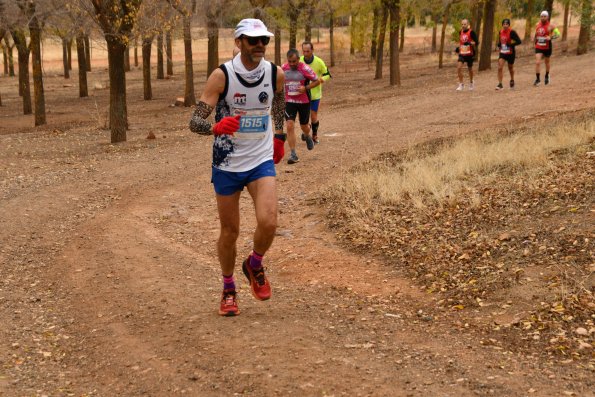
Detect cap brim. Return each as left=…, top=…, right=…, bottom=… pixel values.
left=239, top=30, right=274, bottom=38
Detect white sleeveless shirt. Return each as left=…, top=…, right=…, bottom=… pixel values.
left=212, top=59, right=277, bottom=172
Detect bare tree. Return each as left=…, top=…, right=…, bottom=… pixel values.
left=76, top=31, right=88, bottom=97
left=478, top=0, right=495, bottom=71
left=90, top=0, right=142, bottom=143
left=287, top=0, right=305, bottom=49
left=167, top=0, right=197, bottom=106
left=166, top=30, right=173, bottom=75
left=375, top=3, right=388, bottom=79
left=157, top=31, right=164, bottom=79
left=577, top=0, right=592, bottom=55
left=22, top=0, right=46, bottom=125
left=205, top=1, right=223, bottom=78
left=371, top=3, right=381, bottom=59
left=388, top=0, right=400, bottom=86
left=524, top=0, right=535, bottom=41
left=438, top=0, right=454, bottom=69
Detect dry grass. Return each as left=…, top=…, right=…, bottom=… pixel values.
left=323, top=112, right=594, bottom=362
left=339, top=117, right=594, bottom=207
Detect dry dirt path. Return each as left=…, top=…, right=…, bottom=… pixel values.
left=1, top=51, right=594, bottom=396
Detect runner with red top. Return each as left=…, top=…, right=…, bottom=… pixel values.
left=495, top=18, right=522, bottom=90
left=282, top=48, right=320, bottom=164
left=455, top=19, right=479, bottom=91
left=533, top=10, right=560, bottom=86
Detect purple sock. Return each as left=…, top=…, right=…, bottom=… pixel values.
left=223, top=274, right=235, bottom=291
left=249, top=251, right=263, bottom=270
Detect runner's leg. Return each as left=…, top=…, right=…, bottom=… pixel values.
left=246, top=176, right=277, bottom=256
left=216, top=191, right=241, bottom=276
left=497, top=58, right=505, bottom=84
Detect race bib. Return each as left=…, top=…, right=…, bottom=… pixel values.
left=537, top=37, right=547, bottom=44
left=232, top=107, right=269, bottom=140
left=500, top=44, right=511, bottom=54
left=287, top=81, right=301, bottom=96
left=460, top=45, right=472, bottom=56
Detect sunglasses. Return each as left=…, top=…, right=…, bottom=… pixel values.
left=243, top=36, right=270, bottom=46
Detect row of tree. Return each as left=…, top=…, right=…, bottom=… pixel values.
left=0, top=0, right=592, bottom=143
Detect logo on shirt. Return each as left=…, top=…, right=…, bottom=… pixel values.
left=233, top=93, right=246, bottom=105
left=258, top=92, right=269, bottom=104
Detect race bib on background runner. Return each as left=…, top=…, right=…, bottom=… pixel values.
left=287, top=81, right=301, bottom=96
left=460, top=45, right=471, bottom=56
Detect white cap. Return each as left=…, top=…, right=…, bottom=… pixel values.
left=540, top=10, right=549, bottom=17
left=234, top=19, right=274, bottom=39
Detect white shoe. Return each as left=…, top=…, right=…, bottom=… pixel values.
left=468, top=82, right=475, bottom=91
left=456, top=83, right=464, bottom=91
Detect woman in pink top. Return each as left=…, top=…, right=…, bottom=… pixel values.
left=281, top=49, right=320, bottom=164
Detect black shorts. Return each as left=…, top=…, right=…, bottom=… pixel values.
left=535, top=48, right=552, bottom=58
left=458, top=55, right=474, bottom=67
left=499, top=53, right=516, bottom=64
left=285, top=102, right=310, bottom=125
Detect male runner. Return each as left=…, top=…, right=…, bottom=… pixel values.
left=189, top=18, right=286, bottom=316
left=282, top=48, right=320, bottom=165
left=534, top=11, right=560, bottom=86
left=455, top=19, right=479, bottom=91
left=496, top=19, right=522, bottom=90
left=300, top=41, right=331, bottom=144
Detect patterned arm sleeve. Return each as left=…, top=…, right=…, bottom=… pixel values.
left=189, top=101, right=214, bottom=135
left=271, top=91, right=285, bottom=132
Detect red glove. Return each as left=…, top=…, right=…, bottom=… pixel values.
left=273, top=134, right=286, bottom=164
left=213, top=115, right=240, bottom=136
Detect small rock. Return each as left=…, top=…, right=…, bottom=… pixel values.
left=146, top=132, right=156, bottom=139
left=575, top=327, right=588, bottom=336
left=577, top=341, right=592, bottom=350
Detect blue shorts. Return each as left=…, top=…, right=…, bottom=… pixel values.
left=211, top=160, right=276, bottom=196
left=310, top=99, right=321, bottom=112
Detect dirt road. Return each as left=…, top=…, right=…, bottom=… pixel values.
left=1, top=48, right=594, bottom=396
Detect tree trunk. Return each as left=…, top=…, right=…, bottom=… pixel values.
left=329, top=10, right=335, bottom=67
left=134, top=38, right=139, bottom=67
left=544, top=0, right=554, bottom=17
left=289, top=7, right=299, bottom=49
left=431, top=13, right=439, bottom=53
left=12, top=30, right=32, bottom=114
left=472, top=0, right=484, bottom=38
left=207, top=18, right=219, bottom=78
left=76, top=34, right=88, bottom=98
left=375, top=6, right=388, bottom=79
left=371, top=6, right=380, bottom=59
left=524, top=0, right=535, bottom=41
left=157, top=32, right=164, bottom=79
left=84, top=35, right=91, bottom=72
left=166, top=31, right=173, bottom=75
left=183, top=16, right=196, bottom=106
left=478, top=0, right=496, bottom=71
left=67, top=39, right=72, bottom=70
left=29, top=16, right=46, bottom=126
left=438, top=3, right=451, bottom=69
left=3, top=42, right=8, bottom=75
left=562, top=0, right=570, bottom=42
left=62, top=38, right=70, bottom=78
left=142, top=36, right=153, bottom=100
left=106, top=38, right=128, bottom=143
left=577, top=0, right=592, bottom=55
left=124, top=46, right=131, bottom=72
left=274, top=27, right=281, bottom=66
left=399, top=22, right=405, bottom=52
left=305, top=2, right=314, bottom=41
left=389, top=0, right=401, bottom=86
left=350, top=13, right=356, bottom=55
